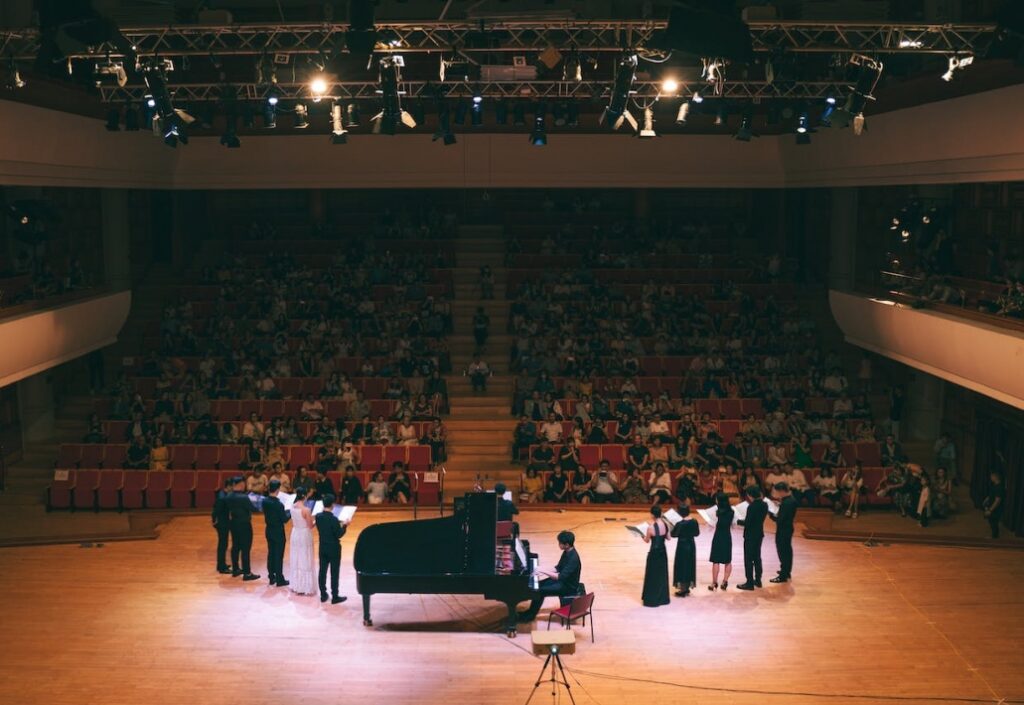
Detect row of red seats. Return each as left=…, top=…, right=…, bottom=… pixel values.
left=506, top=271, right=795, bottom=295
left=103, top=398, right=424, bottom=421
left=523, top=441, right=884, bottom=468
left=48, top=468, right=441, bottom=511
left=96, top=419, right=438, bottom=441
left=519, top=466, right=893, bottom=506
left=529, top=418, right=871, bottom=442
left=506, top=255, right=747, bottom=271
left=173, top=281, right=452, bottom=303
left=57, top=443, right=432, bottom=471
left=556, top=397, right=851, bottom=420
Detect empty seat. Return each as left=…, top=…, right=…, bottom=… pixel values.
left=408, top=445, right=431, bottom=471
left=857, top=442, right=882, bottom=466
left=121, top=471, right=148, bottom=509
left=218, top=445, right=244, bottom=470
left=169, top=471, right=196, bottom=508
left=261, top=400, right=284, bottom=419
left=57, top=444, right=82, bottom=469
left=97, top=471, right=124, bottom=510
left=48, top=470, right=75, bottom=510
left=194, top=445, right=221, bottom=468
left=79, top=445, right=106, bottom=468
left=104, top=444, right=128, bottom=468
left=145, top=471, right=173, bottom=509
left=286, top=445, right=315, bottom=469
left=384, top=445, right=407, bottom=468
left=73, top=469, right=101, bottom=510
left=170, top=445, right=196, bottom=469
left=359, top=445, right=384, bottom=472
left=601, top=445, right=626, bottom=469
left=194, top=470, right=221, bottom=508
left=578, top=445, right=600, bottom=468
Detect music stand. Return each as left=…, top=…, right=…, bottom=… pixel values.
left=524, top=630, right=576, bottom=705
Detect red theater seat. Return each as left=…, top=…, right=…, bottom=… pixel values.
left=170, top=445, right=197, bottom=469
left=408, top=445, right=431, bottom=472
left=169, top=471, right=196, bottom=508
left=48, top=470, right=75, bottom=510
left=219, top=445, right=244, bottom=470
left=195, top=445, right=221, bottom=469
left=73, top=469, right=100, bottom=510
left=145, top=472, right=173, bottom=509
left=360, top=445, right=384, bottom=472
left=97, top=471, right=124, bottom=510
left=121, top=471, right=148, bottom=509
left=57, top=444, right=82, bottom=468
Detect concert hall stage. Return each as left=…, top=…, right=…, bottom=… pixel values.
left=1, top=510, right=1021, bottom=705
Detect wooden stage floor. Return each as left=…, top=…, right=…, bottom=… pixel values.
left=1, top=509, right=1023, bottom=705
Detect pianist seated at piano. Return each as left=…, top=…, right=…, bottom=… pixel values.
left=517, top=530, right=582, bottom=622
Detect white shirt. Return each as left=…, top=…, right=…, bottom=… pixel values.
left=541, top=421, right=562, bottom=442
left=649, top=420, right=669, bottom=436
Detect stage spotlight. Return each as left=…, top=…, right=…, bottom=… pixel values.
left=795, top=113, right=812, bottom=145
left=676, top=101, right=690, bottom=125
left=941, top=54, right=974, bottom=81
left=820, top=95, right=837, bottom=126
left=471, top=100, right=483, bottom=127
left=530, top=105, right=547, bottom=146
left=310, top=74, right=329, bottom=101
left=433, top=102, right=456, bottom=146
left=220, top=115, right=241, bottom=148
left=105, top=108, right=120, bottom=131
left=661, top=77, right=679, bottom=94
left=472, top=87, right=482, bottom=106
left=330, top=101, right=348, bottom=144
left=734, top=107, right=755, bottom=141
left=638, top=107, right=657, bottom=138
left=5, top=56, right=26, bottom=90
left=294, top=103, right=309, bottom=129
left=263, top=103, right=277, bottom=128
left=830, top=54, right=883, bottom=131
left=512, top=103, right=526, bottom=127
left=346, top=103, right=361, bottom=127
left=601, top=52, right=638, bottom=132
left=143, top=63, right=192, bottom=148
left=692, top=90, right=704, bottom=104
left=372, top=55, right=416, bottom=135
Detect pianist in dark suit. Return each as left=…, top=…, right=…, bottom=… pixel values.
left=315, top=494, right=349, bottom=605
left=517, top=530, right=581, bottom=622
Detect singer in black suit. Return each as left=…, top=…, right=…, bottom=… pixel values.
left=769, top=482, right=798, bottom=583
left=212, top=479, right=233, bottom=574
left=736, top=486, right=768, bottom=590
left=263, top=480, right=291, bottom=587
left=315, top=494, right=348, bottom=604
left=517, top=530, right=582, bottom=622
left=227, top=476, right=261, bottom=581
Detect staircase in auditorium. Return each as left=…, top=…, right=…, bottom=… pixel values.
left=442, top=225, right=518, bottom=498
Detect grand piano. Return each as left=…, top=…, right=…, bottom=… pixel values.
left=354, top=492, right=536, bottom=637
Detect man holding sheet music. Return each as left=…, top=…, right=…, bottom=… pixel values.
left=517, top=530, right=581, bottom=622
left=263, top=480, right=292, bottom=588
left=736, top=486, right=769, bottom=590
left=315, top=494, right=352, bottom=604
left=227, top=476, right=261, bottom=581
left=769, top=482, right=798, bottom=583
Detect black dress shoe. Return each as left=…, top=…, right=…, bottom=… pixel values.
left=217, top=568, right=232, bottom=574
left=754, top=579, right=763, bottom=588
left=268, top=576, right=277, bottom=585
left=231, top=569, right=243, bottom=577
left=331, top=596, right=347, bottom=604
left=769, top=576, right=789, bottom=583
left=516, top=612, right=537, bottom=623
left=736, top=582, right=755, bottom=591
left=320, top=593, right=329, bottom=603
left=275, top=579, right=290, bottom=587
left=242, top=573, right=261, bottom=581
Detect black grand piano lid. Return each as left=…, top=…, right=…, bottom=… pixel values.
left=353, top=493, right=500, bottom=576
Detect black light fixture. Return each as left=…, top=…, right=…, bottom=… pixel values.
left=294, top=103, right=309, bottom=129
left=795, top=112, right=812, bottom=145
left=263, top=87, right=280, bottom=129
left=529, top=103, right=547, bottom=146
left=602, top=52, right=638, bottom=131
left=372, top=55, right=416, bottom=135
left=734, top=106, right=755, bottom=141
left=830, top=54, right=883, bottom=132
left=330, top=100, right=347, bottom=144
left=142, top=62, right=191, bottom=148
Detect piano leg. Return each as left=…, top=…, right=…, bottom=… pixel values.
left=503, top=601, right=518, bottom=638
left=361, top=594, right=373, bottom=627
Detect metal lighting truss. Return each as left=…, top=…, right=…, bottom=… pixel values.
left=0, top=20, right=997, bottom=59
left=96, top=79, right=850, bottom=103
left=0, top=20, right=995, bottom=104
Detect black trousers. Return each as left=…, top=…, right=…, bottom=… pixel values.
left=215, top=523, right=231, bottom=570
left=266, top=528, right=286, bottom=580
left=230, top=523, right=253, bottom=573
left=988, top=513, right=1002, bottom=539
left=521, top=578, right=571, bottom=619
left=776, top=529, right=793, bottom=578
left=743, top=534, right=763, bottom=583
left=319, top=551, right=340, bottom=597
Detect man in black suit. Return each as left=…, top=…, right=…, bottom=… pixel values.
left=227, top=476, right=260, bottom=581
left=212, top=478, right=233, bottom=574
left=769, top=482, right=798, bottom=583
left=736, top=486, right=768, bottom=590
left=517, top=530, right=582, bottom=622
left=494, top=483, right=520, bottom=521
left=263, top=479, right=291, bottom=587
left=314, top=494, right=349, bottom=604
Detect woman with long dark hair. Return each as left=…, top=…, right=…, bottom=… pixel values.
left=671, top=505, right=700, bottom=597
left=641, top=505, right=672, bottom=607
left=708, top=492, right=734, bottom=591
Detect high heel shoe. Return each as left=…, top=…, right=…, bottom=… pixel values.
left=721, top=581, right=729, bottom=591
left=708, top=583, right=718, bottom=591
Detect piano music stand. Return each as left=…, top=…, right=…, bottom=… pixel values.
left=524, top=630, right=576, bottom=705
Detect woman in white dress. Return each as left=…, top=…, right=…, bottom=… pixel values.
left=288, top=486, right=317, bottom=595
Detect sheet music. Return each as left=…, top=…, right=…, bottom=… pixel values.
left=338, top=505, right=357, bottom=523
left=247, top=492, right=265, bottom=511
left=502, top=490, right=513, bottom=502
left=626, top=521, right=650, bottom=538
left=766, top=499, right=780, bottom=516
left=278, top=492, right=297, bottom=511
left=696, top=508, right=717, bottom=526
left=733, top=501, right=750, bottom=523
left=663, top=508, right=683, bottom=526
left=514, top=538, right=528, bottom=568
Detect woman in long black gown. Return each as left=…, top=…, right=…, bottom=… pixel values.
left=641, top=505, right=672, bottom=607
left=708, top=492, right=734, bottom=591
left=671, top=505, right=700, bottom=596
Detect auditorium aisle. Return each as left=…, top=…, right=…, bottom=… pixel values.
left=442, top=225, right=518, bottom=498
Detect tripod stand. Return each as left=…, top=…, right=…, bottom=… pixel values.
left=524, top=631, right=576, bottom=705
